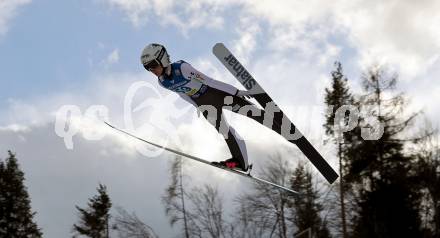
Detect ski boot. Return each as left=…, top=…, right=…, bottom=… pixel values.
left=211, top=157, right=251, bottom=172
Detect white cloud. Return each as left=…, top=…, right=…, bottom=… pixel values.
left=88, top=44, right=120, bottom=68
left=104, top=0, right=440, bottom=80
left=106, top=48, right=119, bottom=64
left=333, top=0, right=440, bottom=79
left=103, top=0, right=236, bottom=34
left=0, top=0, right=31, bottom=36
left=0, top=123, right=29, bottom=132
left=104, top=0, right=152, bottom=27
left=244, top=0, right=440, bottom=79
left=403, top=61, right=440, bottom=127
left=230, top=15, right=261, bottom=65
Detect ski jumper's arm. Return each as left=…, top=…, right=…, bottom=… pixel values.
left=180, top=62, right=239, bottom=96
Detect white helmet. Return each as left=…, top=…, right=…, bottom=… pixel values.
left=140, top=43, right=171, bottom=70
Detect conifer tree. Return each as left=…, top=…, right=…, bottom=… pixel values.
left=290, top=164, right=331, bottom=238
left=323, top=62, right=353, bottom=238
left=73, top=184, right=112, bottom=238
left=0, top=150, right=42, bottom=237
left=347, top=66, right=422, bottom=237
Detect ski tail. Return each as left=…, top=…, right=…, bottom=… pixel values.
left=294, top=137, right=338, bottom=184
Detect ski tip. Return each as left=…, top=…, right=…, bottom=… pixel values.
left=103, top=121, right=114, bottom=128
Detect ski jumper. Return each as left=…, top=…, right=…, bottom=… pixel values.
left=157, top=61, right=288, bottom=170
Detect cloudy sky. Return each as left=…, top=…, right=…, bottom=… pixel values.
left=1, top=0, right=440, bottom=237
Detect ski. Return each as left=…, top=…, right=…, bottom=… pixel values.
left=212, top=43, right=339, bottom=184
left=104, top=121, right=299, bottom=195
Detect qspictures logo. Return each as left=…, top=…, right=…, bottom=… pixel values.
left=54, top=82, right=384, bottom=157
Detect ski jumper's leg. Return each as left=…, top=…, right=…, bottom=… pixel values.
left=201, top=111, right=249, bottom=170
left=193, top=88, right=249, bottom=170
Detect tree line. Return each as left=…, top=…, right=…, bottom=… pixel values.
left=1, top=62, right=439, bottom=237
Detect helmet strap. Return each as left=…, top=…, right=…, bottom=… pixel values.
left=164, top=65, right=172, bottom=76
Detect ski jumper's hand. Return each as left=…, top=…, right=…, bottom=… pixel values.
left=235, top=90, right=257, bottom=99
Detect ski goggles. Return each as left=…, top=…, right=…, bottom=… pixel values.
left=143, top=59, right=161, bottom=71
